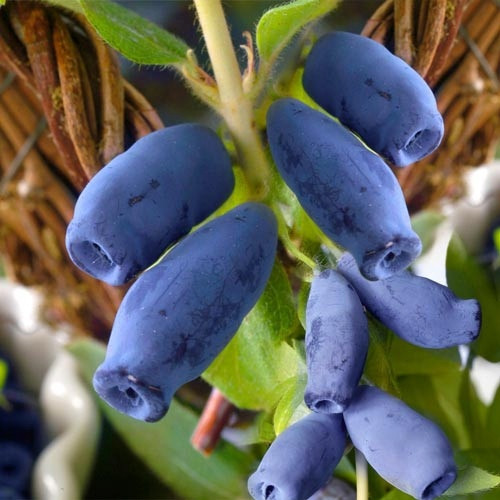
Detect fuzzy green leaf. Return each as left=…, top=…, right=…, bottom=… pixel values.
left=45, top=0, right=84, bottom=13
left=69, top=340, right=252, bottom=500
left=443, top=466, right=500, bottom=496
left=77, top=0, right=189, bottom=65
left=256, top=0, right=341, bottom=62
left=203, top=262, right=303, bottom=410
left=446, top=232, right=500, bottom=362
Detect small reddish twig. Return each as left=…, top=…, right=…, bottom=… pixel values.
left=191, top=388, right=235, bottom=456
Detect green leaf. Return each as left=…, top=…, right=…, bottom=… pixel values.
left=380, top=490, right=414, bottom=500
left=45, top=0, right=84, bottom=14
left=443, top=466, right=500, bottom=496
left=0, top=0, right=6, bottom=7
left=494, top=227, right=500, bottom=255
left=68, top=340, right=252, bottom=500
left=364, top=318, right=399, bottom=395
left=459, top=368, right=488, bottom=448
left=273, top=373, right=307, bottom=434
left=458, top=449, right=500, bottom=474
left=256, top=0, right=341, bottom=62
left=486, top=385, right=500, bottom=448
left=0, top=359, right=7, bottom=391
left=388, top=336, right=460, bottom=376
left=78, top=0, right=189, bottom=65
left=398, top=373, right=468, bottom=449
left=203, top=261, right=303, bottom=410
left=411, top=210, right=445, bottom=255
left=446, top=232, right=500, bottom=362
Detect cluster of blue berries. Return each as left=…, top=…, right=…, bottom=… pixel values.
left=64, top=30, right=482, bottom=500
left=249, top=32, right=480, bottom=500
left=0, top=354, right=44, bottom=499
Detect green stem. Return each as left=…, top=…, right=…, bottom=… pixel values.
left=274, top=204, right=316, bottom=270
left=193, top=0, right=270, bottom=199
left=356, top=449, right=369, bottom=500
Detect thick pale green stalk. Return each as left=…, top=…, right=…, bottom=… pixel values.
left=356, top=449, right=369, bottom=500
left=193, top=0, right=269, bottom=198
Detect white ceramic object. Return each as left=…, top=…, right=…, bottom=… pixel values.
left=0, top=280, right=100, bottom=500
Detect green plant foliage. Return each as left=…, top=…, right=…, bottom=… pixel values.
left=273, top=373, right=307, bottom=434
left=446, top=232, right=500, bottom=362
left=411, top=210, right=445, bottom=255
left=364, top=319, right=399, bottom=395
left=46, top=0, right=84, bottom=13
left=53, top=0, right=190, bottom=65
left=256, top=0, right=341, bottom=62
left=388, top=337, right=460, bottom=376
left=443, top=466, right=500, bottom=496
left=380, top=490, right=413, bottom=500
left=494, top=227, right=500, bottom=255
left=459, top=369, right=489, bottom=448
left=69, top=340, right=253, bottom=500
left=0, top=359, right=7, bottom=390
left=203, top=261, right=304, bottom=411
left=486, top=386, right=500, bottom=448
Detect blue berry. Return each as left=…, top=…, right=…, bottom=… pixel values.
left=305, top=270, right=368, bottom=413
left=0, top=442, right=33, bottom=492
left=248, top=412, right=346, bottom=500
left=303, top=32, right=444, bottom=167
left=344, top=386, right=457, bottom=500
left=66, top=124, right=234, bottom=285
left=93, top=202, right=277, bottom=422
left=337, top=252, right=481, bottom=348
left=267, top=98, right=421, bottom=280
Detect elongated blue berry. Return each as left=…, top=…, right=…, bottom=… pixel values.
left=344, top=386, right=457, bottom=500
left=303, top=32, right=444, bottom=166
left=337, top=252, right=481, bottom=348
left=305, top=270, right=368, bottom=413
left=267, top=98, right=421, bottom=280
left=66, top=124, right=234, bottom=285
left=248, top=412, right=346, bottom=500
left=93, top=203, right=277, bottom=422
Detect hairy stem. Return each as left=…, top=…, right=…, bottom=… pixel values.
left=193, top=0, right=270, bottom=199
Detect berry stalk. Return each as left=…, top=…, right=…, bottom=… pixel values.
left=193, top=0, right=270, bottom=199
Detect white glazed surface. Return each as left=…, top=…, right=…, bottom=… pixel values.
left=0, top=280, right=100, bottom=500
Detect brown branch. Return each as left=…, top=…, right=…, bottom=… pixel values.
left=191, top=389, right=235, bottom=456
left=123, top=80, right=164, bottom=131
left=0, top=70, right=65, bottom=174
left=0, top=100, right=75, bottom=223
left=414, top=0, right=447, bottom=77
left=13, top=2, right=88, bottom=190
left=426, top=0, right=468, bottom=86
left=370, top=13, right=395, bottom=44
left=78, top=14, right=124, bottom=164
left=125, top=103, right=154, bottom=139
left=0, top=10, right=33, bottom=89
left=52, top=15, right=99, bottom=178
left=440, top=1, right=499, bottom=77
left=394, top=0, right=416, bottom=64
left=361, top=0, right=394, bottom=37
